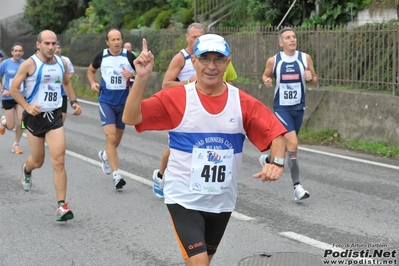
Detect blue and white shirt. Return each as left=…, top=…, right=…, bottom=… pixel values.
left=98, top=48, right=133, bottom=105
left=273, top=51, right=307, bottom=111
left=0, top=58, right=25, bottom=100
left=25, top=54, right=64, bottom=112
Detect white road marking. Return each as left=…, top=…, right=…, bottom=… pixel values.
left=280, top=232, right=375, bottom=263
left=78, top=98, right=97, bottom=106
left=231, top=211, right=255, bottom=221
left=279, top=231, right=345, bottom=252
left=299, top=146, right=399, bottom=170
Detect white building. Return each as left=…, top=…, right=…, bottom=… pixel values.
left=0, top=0, right=26, bottom=20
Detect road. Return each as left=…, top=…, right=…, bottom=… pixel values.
left=0, top=99, right=398, bottom=266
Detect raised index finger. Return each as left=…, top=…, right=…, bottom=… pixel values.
left=142, top=38, right=148, bottom=52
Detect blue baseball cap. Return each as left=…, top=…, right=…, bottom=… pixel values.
left=57, top=41, right=61, bottom=46
left=194, top=34, right=230, bottom=57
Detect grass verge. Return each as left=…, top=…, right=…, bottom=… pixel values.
left=298, top=127, right=399, bottom=160
left=72, top=76, right=98, bottom=101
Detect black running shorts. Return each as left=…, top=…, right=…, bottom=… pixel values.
left=2, top=99, right=20, bottom=110
left=166, top=203, right=232, bottom=259
left=22, top=108, right=63, bottom=138
left=61, top=95, right=68, bottom=113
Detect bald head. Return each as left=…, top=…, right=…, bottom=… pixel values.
left=124, top=42, right=132, bottom=52
left=106, top=29, right=123, bottom=55
left=37, top=30, right=57, bottom=42
left=36, top=30, right=58, bottom=61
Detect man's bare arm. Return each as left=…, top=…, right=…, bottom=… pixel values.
left=87, top=64, right=100, bottom=92
left=305, top=54, right=318, bottom=85
left=262, top=57, right=275, bottom=89
left=123, top=38, right=154, bottom=125
left=162, top=53, right=188, bottom=89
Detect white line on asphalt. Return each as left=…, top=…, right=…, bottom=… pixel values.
left=279, top=231, right=345, bottom=252
left=78, top=98, right=97, bottom=106
left=231, top=212, right=255, bottom=221
left=280, top=232, right=376, bottom=263
left=299, top=146, right=399, bottom=170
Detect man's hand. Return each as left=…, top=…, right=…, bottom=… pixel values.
left=133, top=38, right=154, bottom=78
left=253, top=163, right=284, bottom=183
left=71, top=103, right=82, bottom=116
left=26, top=104, right=42, bottom=116
left=304, top=67, right=313, bottom=82
left=263, top=77, right=273, bottom=88
left=90, top=83, right=100, bottom=92
left=121, top=67, right=133, bottom=79
left=1, top=89, right=10, bottom=97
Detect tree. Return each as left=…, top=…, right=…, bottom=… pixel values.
left=303, top=0, right=373, bottom=26
left=205, top=0, right=309, bottom=27
left=24, top=0, right=81, bottom=34
left=88, top=0, right=170, bottom=29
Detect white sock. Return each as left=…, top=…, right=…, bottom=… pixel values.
left=112, top=170, right=120, bottom=177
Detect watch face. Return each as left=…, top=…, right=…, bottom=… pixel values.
left=273, top=157, right=284, bottom=166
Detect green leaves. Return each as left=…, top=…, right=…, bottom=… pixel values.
left=24, top=0, right=81, bottom=33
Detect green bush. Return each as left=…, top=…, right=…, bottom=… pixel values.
left=123, top=13, right=139, bottom=29
left=178, top=8, right=194, bottom=27
left=154, top=9, right=175, bottom=29
left=142, top=8, right=162, bottom=27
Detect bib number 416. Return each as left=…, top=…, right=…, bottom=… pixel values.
left=201, top=165, right=226, bottom=182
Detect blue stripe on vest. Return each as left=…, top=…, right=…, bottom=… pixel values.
left=27, top=63, right=44, bottom=103
left=169, top=131, right=246, bottom=154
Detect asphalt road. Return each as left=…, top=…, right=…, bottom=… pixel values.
left=0, top=99, right=398, bottom=266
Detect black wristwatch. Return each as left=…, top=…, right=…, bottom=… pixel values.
left=70, top=100, right=78, bottom=107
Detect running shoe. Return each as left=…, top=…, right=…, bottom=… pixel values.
left=113, top=172, right=126, bottom=189
left=98, top=150, right=111, bottom=175
left=152, top=169, right=164, bottom=198
left=12, top=144, right=23, bottom=154
left=20, top=163, right=32, bottom=192
left=258, top=154, right=270, bottom=167
left=294, top=184, right=310, bottom=201
left=56, top=202, right=74, bottom=221
left=0, top=115, right=5, bottom=135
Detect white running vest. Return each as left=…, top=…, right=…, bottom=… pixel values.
left=25, top=54, right=64, bottom=112
left=100, top=48, right=133, bottom=91
left=164, top=83, right=247, bottom=213
left=273, top=51, right=307, bottom=111
left=176, top=49, right=195, bottom=82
